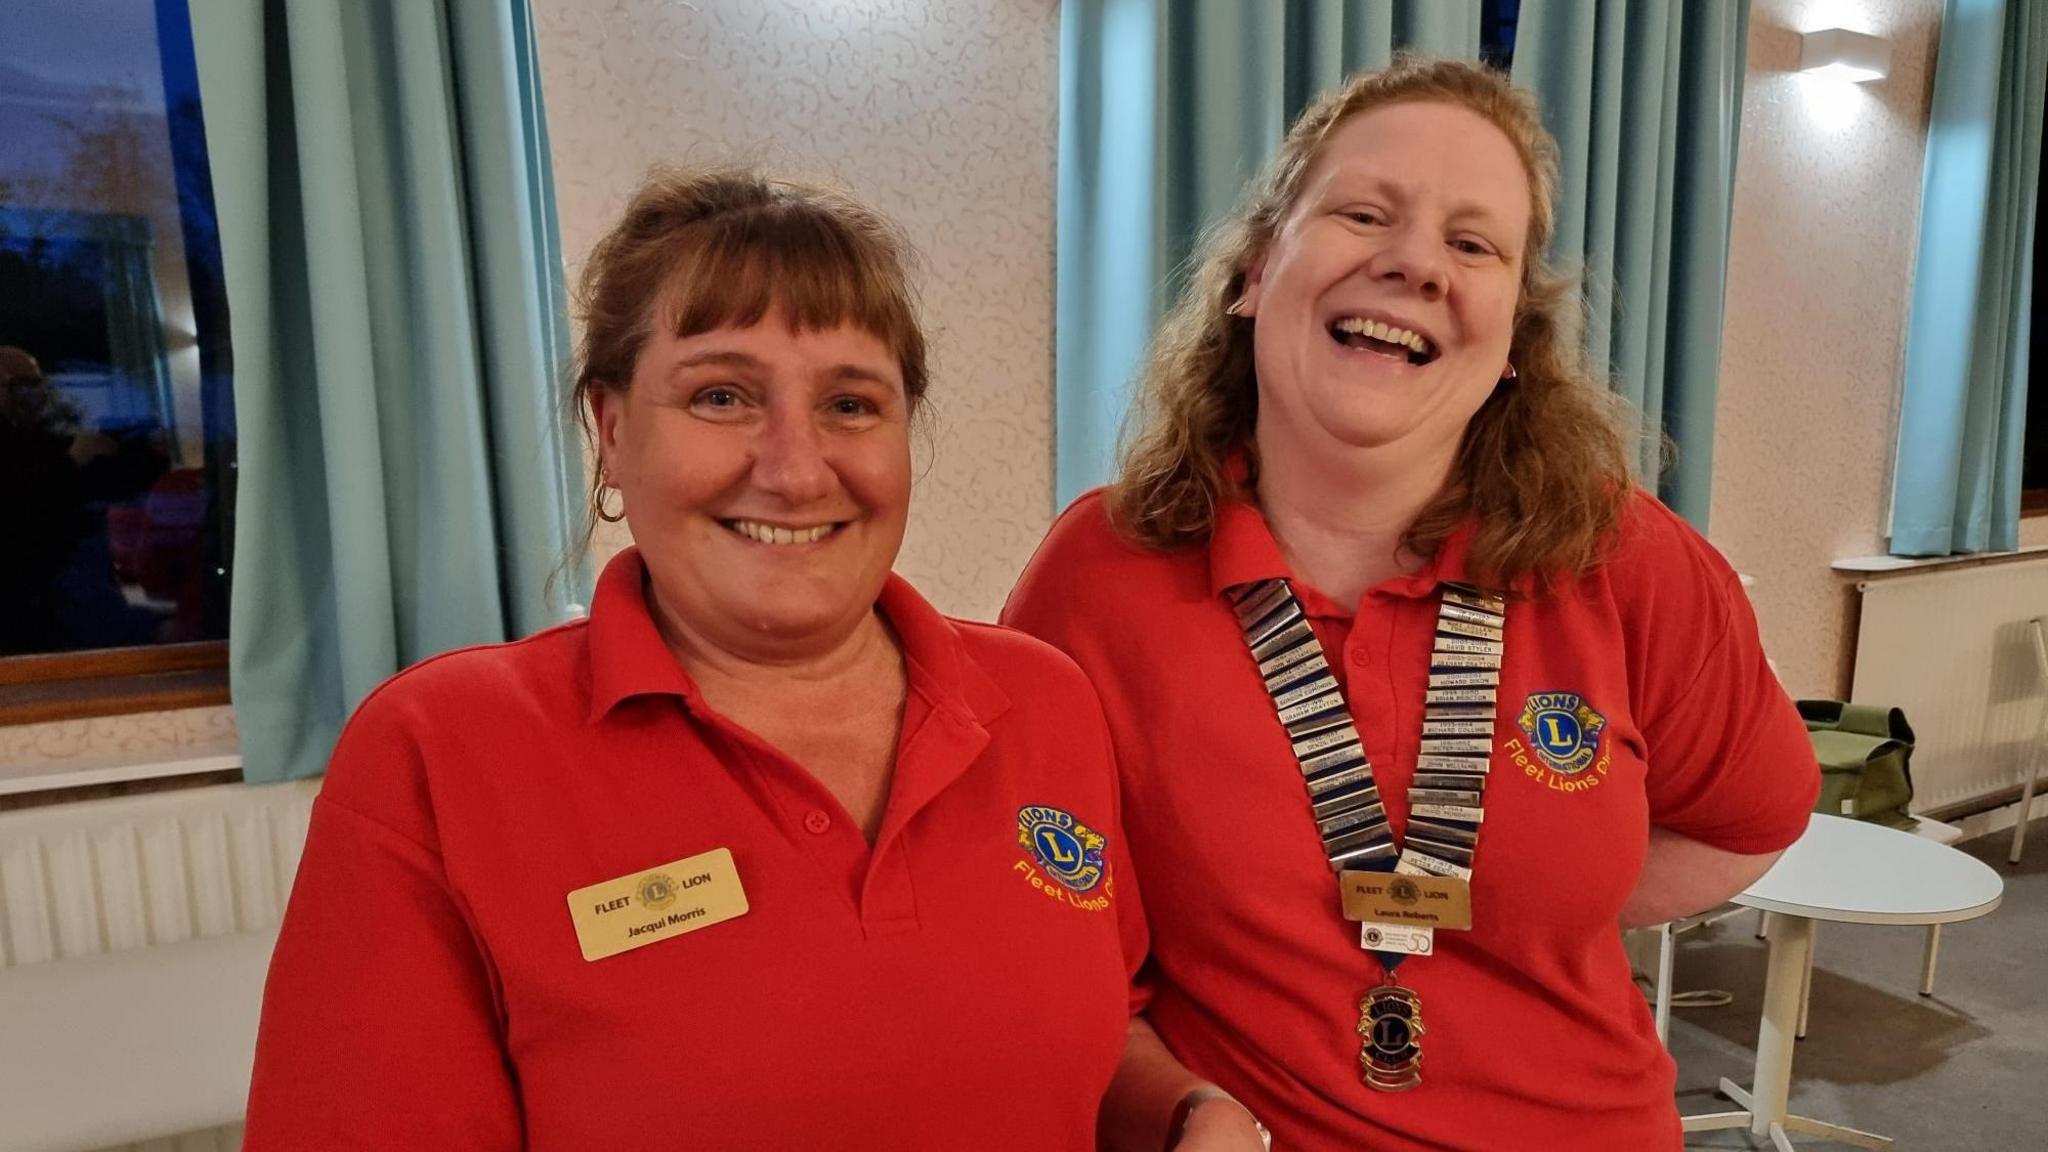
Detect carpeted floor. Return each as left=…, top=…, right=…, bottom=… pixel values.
left=1668, top=819, right=2048, bottom=1149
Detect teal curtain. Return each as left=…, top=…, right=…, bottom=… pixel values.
left=1510, top=0, right=1749, bottom=529
left=1889, top=0, right=2047, bottom=556
left=1055, top=0, right=1481, bottom=505
left=191, top=0, right=584, bottom=782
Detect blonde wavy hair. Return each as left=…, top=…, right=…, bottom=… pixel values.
left=1110, top=55, right=1636, bottom=589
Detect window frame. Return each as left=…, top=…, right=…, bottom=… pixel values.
left=1, top=0, right=237, bottom=732
left=0, top=640, right=229, bottom=726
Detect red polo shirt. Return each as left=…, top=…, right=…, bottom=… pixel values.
left=245, top=549, right=1145, bottom=1151
left=1003, top=489, right=1817, bottom=1152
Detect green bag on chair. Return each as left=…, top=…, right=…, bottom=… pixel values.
left=1796, top=700, right=1917, bottom=830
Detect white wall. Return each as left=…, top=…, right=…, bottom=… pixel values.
left=1708, top=0, right=1946, bottom=698
left=533, top=0, right=1063, bottom=621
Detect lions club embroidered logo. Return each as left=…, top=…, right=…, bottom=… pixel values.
left=1516, top=691, right=1607, bottom=775
left=1016, top=805, right=1107, bottom=896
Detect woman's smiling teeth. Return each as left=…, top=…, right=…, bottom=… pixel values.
left=1329, top=316, right=1438, bottom=364
left=724, top=519, right=839, bottom=545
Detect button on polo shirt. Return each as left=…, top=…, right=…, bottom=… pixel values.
left=246, top=549, right=1146, bottom=1152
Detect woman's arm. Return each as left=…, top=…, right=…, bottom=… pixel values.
left=240, top=698, right=525, bottom=1152
left=1100, top=1017, right=1268, bottom=1152
left=243, top=796, right=521, bottom=1150
left=1618, top=825, right=1784, bottom=928
left=1613, top=508, right=1816, bottom=929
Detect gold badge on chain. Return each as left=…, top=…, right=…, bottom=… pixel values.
left=1358, top=981, right=1426, bottom=1091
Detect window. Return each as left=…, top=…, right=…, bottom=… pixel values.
left=0, top=0, right=234, bottom=722
left=1479, top=0, right=1523, bottom=71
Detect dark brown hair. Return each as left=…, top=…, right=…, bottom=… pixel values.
left=568, top=166, right=930, bottom=558
left=1111, top=55, right=1635, bottom=588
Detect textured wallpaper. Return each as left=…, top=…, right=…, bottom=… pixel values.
left=0, top=706, right=237, bottom=776
left=1707, top=0, right=1943, bottom=699
left=534, top=0, right=1062, bottom=622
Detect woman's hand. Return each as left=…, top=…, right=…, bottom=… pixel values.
left=1100, top=1017, right=1270, bottom=1151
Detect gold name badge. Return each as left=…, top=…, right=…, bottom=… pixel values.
left=566, top=847, right=749, bottom=962
left=1340, top=869, right=1472, bottom=931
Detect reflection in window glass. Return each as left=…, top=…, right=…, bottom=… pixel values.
left=1480, top=0, right=1522, bottom=70
left=0, top=0, right=233, bottom=657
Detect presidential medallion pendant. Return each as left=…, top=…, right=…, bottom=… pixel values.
left=1358, top=979, right=1426, bottom=1091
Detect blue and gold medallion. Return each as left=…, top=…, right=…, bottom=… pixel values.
left=1516, top=691, right=1607, bottom=776
left=1359, top=981, right=1427, bottom=1091
left=1017, top=805, right=1107, bottom=893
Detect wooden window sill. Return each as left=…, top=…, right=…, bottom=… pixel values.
left=0, top=642, right=230, bottom=726
left=0, top=669, right=230, bottom=726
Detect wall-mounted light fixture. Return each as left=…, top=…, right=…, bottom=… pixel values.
left=1799, top=28, right=1892, bottom=83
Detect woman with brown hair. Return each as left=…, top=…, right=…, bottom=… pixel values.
left=244, top=168, right=1145, bottom=1150
left=1007, top=57, right=1817, bottom=1151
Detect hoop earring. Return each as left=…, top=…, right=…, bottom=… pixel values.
left=1500, top=363, right=1519, bottom=382
left=1225, top=298, right=1247, bottom=317
left=595, top=483, right=625, bottom=524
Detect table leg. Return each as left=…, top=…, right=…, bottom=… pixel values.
left=1797, top=923, right=1816, bottom=1039
left=1783, top=1114, right=1894, bottom=1149
left=2013, top=717, right=2042, bottom=865
left=1681, top=1110, right=1751, bottom=1134
left=1655, top=922, right=1675, bottom=1044
left=1750, top=913, right=1813, bottom=1137
left=1681, top=910, right=1895, bottom=1147
left=1681, top=1077, right=1756, bottom=1134
left=1920, top=924, right=1940, bottom=997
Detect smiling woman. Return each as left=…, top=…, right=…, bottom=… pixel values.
left=1237, top=101, right=1529, bottom=509
left=592, top=317, right=913, bottom=675
left=1005, top=57, right=1819, bottom=1152
left=242, top=169, right=1147, bottom=1151
left=1109, top=58, right=1625, bottom=594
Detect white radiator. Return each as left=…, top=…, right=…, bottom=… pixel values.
left=0, top=779, right=317, bottom=1152
left=0, top=779, right=315, bottom=968
left=1848, top=554, right=2048, bottom=814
